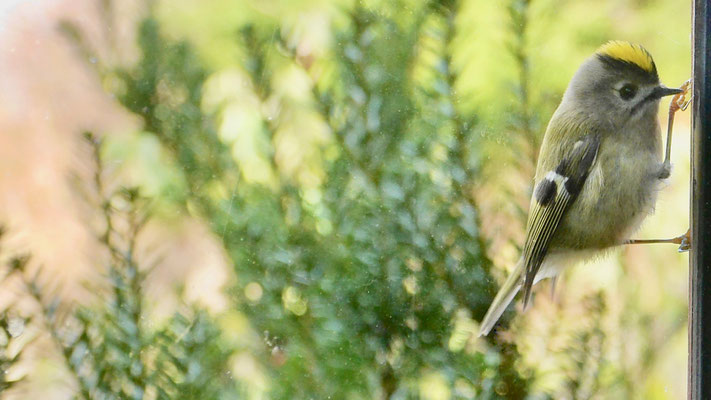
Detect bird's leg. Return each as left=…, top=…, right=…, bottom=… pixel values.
left=659, top=79, right=692, bottom=179
left=631, top=81, right=693, bottom=252
left=626, top=229, right=691, bottom=253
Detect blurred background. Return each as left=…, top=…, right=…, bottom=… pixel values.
left=0, top=0, right=692, bottom=399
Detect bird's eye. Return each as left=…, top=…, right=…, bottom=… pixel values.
left=618, top=84, right=638, bottom=100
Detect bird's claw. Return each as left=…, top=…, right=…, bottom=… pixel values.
left=677, top=229, right=691, bottom=253
left=673, top=79, right=693, bottom=112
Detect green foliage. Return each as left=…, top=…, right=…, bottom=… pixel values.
left=0, top=253, right=28, bottom=395
left=0, top=135, right=240, bottom=400
left=116, top=18, right=237, bottom=203
left=104, top=1, right=533, bottom=398
left=0, top=313, right=26, bottom=393
left=506, top=0, right=538, bottom=167
left=560, top=293, right=607, bottom=400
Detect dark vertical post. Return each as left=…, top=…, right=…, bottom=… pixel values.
left=690, top=1, right=711, bottom=399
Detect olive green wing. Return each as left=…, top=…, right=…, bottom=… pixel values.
left=520, top=134, right=600, bottom=308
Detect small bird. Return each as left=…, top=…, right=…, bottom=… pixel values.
left=478, top=41, right=683, bottom=336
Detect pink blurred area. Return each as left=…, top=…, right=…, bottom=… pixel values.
left=0, top=0, right=228, bottom=311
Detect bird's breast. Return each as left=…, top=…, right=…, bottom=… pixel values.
left=552, top=133, right=662, bottom=250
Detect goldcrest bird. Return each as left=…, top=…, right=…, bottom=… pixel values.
left=478, top=41, right=683, bottom=336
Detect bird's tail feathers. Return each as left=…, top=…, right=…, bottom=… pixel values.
left=478, top=260, right=524, bottom=337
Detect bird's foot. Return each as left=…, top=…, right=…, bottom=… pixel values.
left=626, top=228, right=691, bottom=252
left=678, top=229, right=691, bottom=253
left=658, top=162, right=671, bottom=180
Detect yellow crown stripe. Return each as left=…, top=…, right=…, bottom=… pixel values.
left=596, top=41, right=655, bottom=73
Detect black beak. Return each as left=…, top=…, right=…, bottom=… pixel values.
left=652, top=85, right=684, bottom=99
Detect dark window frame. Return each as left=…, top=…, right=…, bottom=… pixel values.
left=690, top=1, right=711, bottom=398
